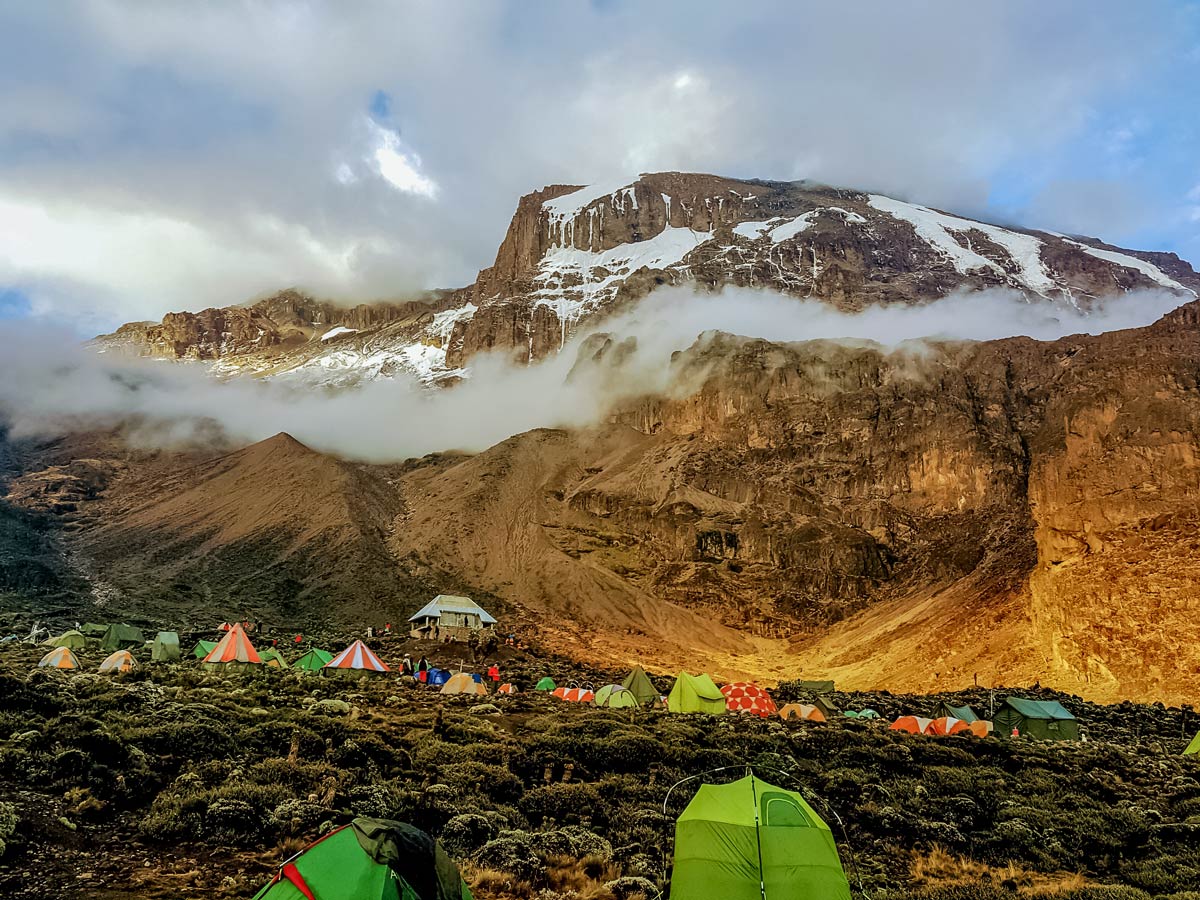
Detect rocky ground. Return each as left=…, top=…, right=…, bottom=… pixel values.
left=0, top=635, right=1198, bottom=900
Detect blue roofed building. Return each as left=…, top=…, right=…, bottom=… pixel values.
left=408, top=594, right=497, bottom=641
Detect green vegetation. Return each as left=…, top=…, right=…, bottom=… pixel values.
left=0, top=647, right=1198, bottom=898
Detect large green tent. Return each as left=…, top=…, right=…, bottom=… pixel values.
left=101, top=623, right=145, bottom=652
left=46, top=630, right=87, bottom=650
left=622, top=666, right=663, bottom=706
left=535, top=676, right=556, bottom=692
left=295, top=648, right=333, bottom=672
left=669, top=773, right=851, bottom=900
left=192, top=640, right=218, bottom=659
left=80, top=623, right=108, bottom=639
left=151, top=631, right=181, bottom=662
left=994, top=698, right=1079, bottom=741
left=932, top=702, right=979, bottom=723
left=667, top=673, right=726, bottom=715
left=1185, top=732, right=1200, bottom=756
left=252, top=817, right=472, bottom=900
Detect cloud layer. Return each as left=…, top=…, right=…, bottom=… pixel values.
left=0, top=1, right=1197, bottom=330
left=0, top=287, right=1187, bottom=463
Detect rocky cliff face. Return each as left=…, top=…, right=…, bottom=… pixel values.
left=450, top=172, right=1199, bottom=363
left=96, top=173, right=1199, bottom=381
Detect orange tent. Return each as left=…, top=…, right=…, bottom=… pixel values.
left=497, top=683, right=518, bottom=694
left=38, top=647, right=79, bottom=669
left=441, top=672, right=488, bottom=696
left=926, top=716, right=970, bottom=736
left=562, top=687, right=594, bottom=703
left=890, top=715, right=933, bottom=734
left=324, top=640, right=389, bottom=673
left=202, top=623, right=263, bottom=667
left=967, top=720, right=993, bottom=737
left=99, top=650, right=136, bottom=674
left=779, top=703, right=826, bottom=723
left=722, top=682, right=778, bottom=717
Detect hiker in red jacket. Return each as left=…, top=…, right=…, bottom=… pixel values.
left=487, top=663, right=500, bottom=682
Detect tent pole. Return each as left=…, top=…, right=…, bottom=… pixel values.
left=748, top=770, right=767, bottom=900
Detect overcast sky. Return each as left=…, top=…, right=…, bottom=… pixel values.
left=1, top=0, right=1199, bottom=333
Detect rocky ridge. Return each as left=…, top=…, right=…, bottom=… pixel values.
left=94, top=173, right=1199, bottom=382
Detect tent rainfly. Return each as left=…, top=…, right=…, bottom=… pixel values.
left=668, top=773, right=851, bottom=900
left=260, top=647, right=290, bottom=668
left=202, top=623, right=263, bottom=668
left=38, top=647, right=80, bottom=669
left=294, top=648, right=333, bottom=672
left=932, top=702, right=979, bottom=723
left=151, top=631, right=181, bottom=662
left=46, top=630, right=87, bottom=650
left=994, top=698, right=1080, bottom=741
left=408, top=594, right=497, bottom=640
left=667, top=673, right=727, bottom=715
left=441, top=673, right=488, bottom=696
left=99, top=650, right=137, bottom=674
left=192, top=639, right=218, bottom=659
left=622, top=666, right=663, bottom=707
left=251, top=816, right=473, bottom=900
left=1185, top=731, right=1200, bottom=756
left=780, top=703, right=827, bottom=723
left=100, top=623, right=146, bottom=652
left=594, top=684, right=638, bottom=709
left=721, top=682, right=778, bottom=718
left=324, top=640, right=388, bottom=674
left=534, top=676, right=557, bottom=692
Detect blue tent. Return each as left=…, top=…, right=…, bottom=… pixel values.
left=428, top=668, right=450, bottom=686
left=470, top=673, right=483, bottom=684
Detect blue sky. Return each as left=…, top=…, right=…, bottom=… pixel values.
left=0, top=1, right=1198, bottom=334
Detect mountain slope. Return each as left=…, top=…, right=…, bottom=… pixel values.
left=95, top=173, right=1199, bottom=382
left=69, top=433, right=422, bottom=624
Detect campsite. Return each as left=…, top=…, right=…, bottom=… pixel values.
left=1, top=619, right=1200, bottom=900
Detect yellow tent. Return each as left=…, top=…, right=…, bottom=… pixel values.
left=99, top=650, right=137, bottom=674
left=440, top=673, right=488, bottom=696
left=667, top=672, right=726, bottom=715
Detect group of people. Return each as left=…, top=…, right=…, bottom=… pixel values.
left=398, top=653, right=503, bottom=684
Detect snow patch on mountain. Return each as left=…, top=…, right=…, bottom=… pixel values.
left=869, top=195, right=1054, bottom=296
left=1054, top=237, right=1196, bottom=296
left=320, top=326, right=358, bottom=341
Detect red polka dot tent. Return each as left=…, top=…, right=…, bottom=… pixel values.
left=720, top=682, right=778, bottom=717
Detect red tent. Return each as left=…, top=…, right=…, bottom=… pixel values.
left=202, top=623, right=262, bottom=666
left=324, top=640, right=389, bottom=673
left=926, top=716, right=970, bottom=736
left=720, top=682, right=778, bottom=717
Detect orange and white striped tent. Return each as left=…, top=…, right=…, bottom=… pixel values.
left=497, top=683, right=518, bottom=694
left=890, top=715, right=934, bottom=734
left=99, top=650, right=137, bottom=674
left=926, top=716, right=970, bottom=736
left=324, top=640, right=389, bottom=673
left=201, top=623, right=262, bottom=666
left=779, top=702, right=826, bottom=723
left=721, top=682, right=778, bottom=717
left=38, top=646, right=79, bottom=669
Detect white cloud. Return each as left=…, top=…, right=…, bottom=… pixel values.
left=366, top=119, right=438, bottom=198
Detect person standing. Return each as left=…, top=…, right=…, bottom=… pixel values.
left=487, top=663, right=500, bottom=682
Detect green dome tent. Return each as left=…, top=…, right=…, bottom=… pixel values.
left=667, top=672, right=726, bottom=715
left=252, top=816, right=472, bottom=900
left=669, top=774, right=851, bottom=900
left=192, top=639, right=218, bottom=659
left=622, top=666, right=663, bottom=706
left=1185, top=732, right=1200, bottom=756
left=46, top=630, right=87, bottom=650
left=295, top=648, right=333, bottom=672
left=535, top=676, right=557, bottom=692
left=101, top=623, right=145, bottom=652
left=151, top=631, right=181, bottom=662
left=594, top=684, right=638, bottom=709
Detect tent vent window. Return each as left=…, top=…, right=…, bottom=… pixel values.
left=760, top=792, right=814, bottom=828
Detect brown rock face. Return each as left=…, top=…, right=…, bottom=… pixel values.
left=454, top=172, right=1199, bottom=364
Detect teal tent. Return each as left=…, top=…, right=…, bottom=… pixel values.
left=994, top=698, right=1079, bottom=741
left=669, top=773, right=851, bottom=900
